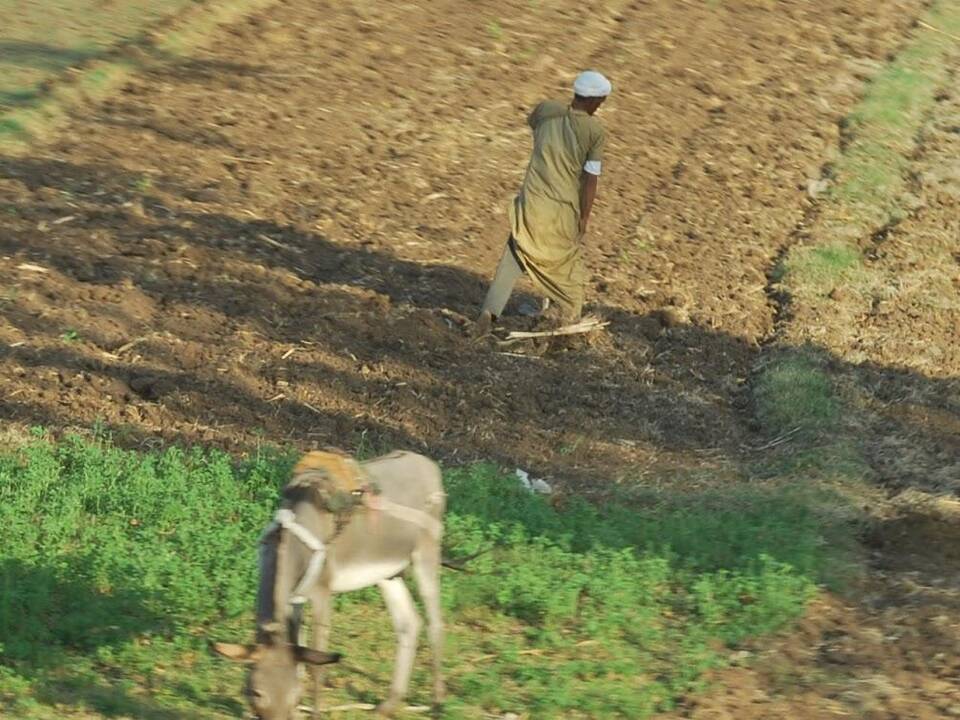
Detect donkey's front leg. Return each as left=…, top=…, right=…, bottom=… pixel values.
left=412, top=545, right=445, bottom=709
left=376, top=577, right=422, bottom=716
left=310, top=585, right=333, bottom=719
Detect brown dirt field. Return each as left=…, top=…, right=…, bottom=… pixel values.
left=851, top=96, right=960, bottom=496
left=779, top=56, right=960, bottom=498
left=0, top=0, right=195, bottom=110
left=3, top=0, right=960, bottom=717
left=0, top=0, right=926, bottom=482
left=663, top=36, right=960, bottom=720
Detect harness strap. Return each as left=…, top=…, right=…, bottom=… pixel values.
left=372, top=495, right=444, bottom=540
left=266, top=488, right=445, bottom=610
left=274, top=508, right=327, bottom=605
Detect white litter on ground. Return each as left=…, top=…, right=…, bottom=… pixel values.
left=515, top=468, right=552, bottom=495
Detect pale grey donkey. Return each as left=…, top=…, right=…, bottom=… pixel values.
left=212, top=448, right=446, bottom=718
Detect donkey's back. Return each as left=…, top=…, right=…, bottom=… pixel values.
left=316, top=451, right=442, bottom=594
left=363, top=450, right=445, bottom=510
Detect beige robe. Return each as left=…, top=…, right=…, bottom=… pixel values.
left=508, top=100, right=605, bottom=320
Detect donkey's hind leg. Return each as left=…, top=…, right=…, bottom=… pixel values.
left=412, top=542, right=445, bottom=708
left=376, top=577, right=422, bottom=716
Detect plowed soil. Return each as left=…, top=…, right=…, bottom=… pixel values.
left=2, top=0, right=959, bottom=717
left=667, top=35, right=960, bottom=720
left=0, top=0, right=926, bottom=481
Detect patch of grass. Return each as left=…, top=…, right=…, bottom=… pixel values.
left=487, top=20, right=504, bottom=40
left=85, top=67, right=111, bottom=88
left=780, top=242, right=863, bottom=294
left=749, top=349, right=877, bottom=591
left=0, top=117, right=25, bottom=136
left=0, top=0, right=278, bottom=153
left=0, top=88, right=40, bottom=107
left=753, top=353, right=839, bottom=440
left=0, top=436, right=280, bottom=718
left=0, top=435, right=850, bottom=719
left=634, top=236, right=653, bottom=253
left=133, top=174, right=153, bottom=193
left=847, top=62, right=938, bottom=137
left=59, top=328, right=80, bottom=342
left=751, top=439, right=867, bottom=481
left=619, top=235, right=655, bottom=265
left=779, top=1, right=960, bottom=294
left=756, top=4, right=960, bottom=517
left=558, top=434, right=583, bottom=455
left=826, top=6, right=959, bottom=226
left=0, top=287, right=18, bottom=305
left=510, top=46, right=536, bottom=63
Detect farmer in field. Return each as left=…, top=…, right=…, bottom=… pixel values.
left=476, top=70, right=611, bottom=333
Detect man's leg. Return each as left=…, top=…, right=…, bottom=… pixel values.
left=480, top=240, right=524, bottom=319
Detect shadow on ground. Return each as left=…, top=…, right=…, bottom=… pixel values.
left=0, top=154, right=957, bottom=494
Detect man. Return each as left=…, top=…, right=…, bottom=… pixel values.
left=476, top=70, right=611, bottom=333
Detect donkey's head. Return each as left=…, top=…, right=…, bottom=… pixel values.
left=212, top=627, right=340, bottom=719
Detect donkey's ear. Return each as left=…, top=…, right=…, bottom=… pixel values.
left=295, top=646, right=342, bottom=666
left=211, top=641, right=259, bottom=662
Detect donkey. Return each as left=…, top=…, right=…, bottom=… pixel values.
left=212, top=449, right=446, bottom=719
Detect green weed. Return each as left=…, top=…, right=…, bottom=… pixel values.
left=753, top=353, right=839, bottom=440
left=487, top=20, right=504, bottom=40
left=0, top=117, right=25, bottom=136
left=634, top=237, right=653, bottom=253
left=0, top=89, right=40, bottom=107
left=510, top=46, right=536, bottom=63
left=85, top=68, right=111, bottom=88
left=133, top=175, right=153, bottom=193
left=824, top=29, right=950, bottom=226
left=59, top=328, right=81, bottom=342
left=0, top=436, right=847, bottom=718
left=780, top=242, right=862, bottom=294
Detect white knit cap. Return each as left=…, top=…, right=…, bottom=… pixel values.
left=573, top=70, right=612, bottom=98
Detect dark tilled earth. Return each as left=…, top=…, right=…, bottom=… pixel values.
left=0, top=0, right=926, bottom=482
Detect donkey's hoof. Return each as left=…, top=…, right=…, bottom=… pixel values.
left=374, top=699, right=400, bottom=716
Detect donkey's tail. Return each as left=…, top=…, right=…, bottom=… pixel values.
left=440, top=548, right=492, bottom=573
